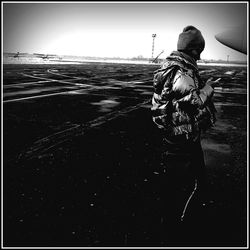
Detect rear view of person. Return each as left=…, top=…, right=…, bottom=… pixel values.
left=151, top=26, right=218, bottom=240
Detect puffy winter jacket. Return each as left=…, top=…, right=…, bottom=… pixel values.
left=151, top=51, right=216, bottom=141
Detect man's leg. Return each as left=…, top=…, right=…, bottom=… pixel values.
left=191, top=140, right=208, bottom=204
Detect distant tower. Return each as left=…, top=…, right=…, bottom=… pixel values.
left=152, top=34, right=156, bottom=60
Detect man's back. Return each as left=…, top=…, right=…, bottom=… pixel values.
left=151, top=51, right=215, bottom=142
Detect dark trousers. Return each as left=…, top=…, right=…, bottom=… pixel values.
left=158, top=135, right=207, bottom=224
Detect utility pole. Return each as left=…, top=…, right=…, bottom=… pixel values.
left=151, top=34, right=156, bottom=61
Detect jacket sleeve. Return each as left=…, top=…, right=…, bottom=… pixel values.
left=172, top=70, right=214, bottom=109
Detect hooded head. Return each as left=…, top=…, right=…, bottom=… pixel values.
left=177, top=25, right=205, bottom=60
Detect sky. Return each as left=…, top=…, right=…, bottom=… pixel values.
left=2, top=1, right=248, bottom=61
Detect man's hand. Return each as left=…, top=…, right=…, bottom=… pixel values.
left=206, top=77, right=221, bottom=88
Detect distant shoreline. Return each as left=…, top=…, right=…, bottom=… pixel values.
left=197, top=62, right=247, bottom=67
left=3, top=57, right=247, bottom=67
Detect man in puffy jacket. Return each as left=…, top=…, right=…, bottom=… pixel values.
left=151, top=26, right=218, bottom=231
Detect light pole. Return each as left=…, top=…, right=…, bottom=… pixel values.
left=152, top=34, right=156, bottom=61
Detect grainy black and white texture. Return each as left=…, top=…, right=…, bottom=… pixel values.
left=3, top=62, right=247, bottom=247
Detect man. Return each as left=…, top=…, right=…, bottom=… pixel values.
left=151, top=26, right=218, bottom=231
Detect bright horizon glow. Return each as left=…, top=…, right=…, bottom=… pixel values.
left=2, top=2, right=248, bottom=61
